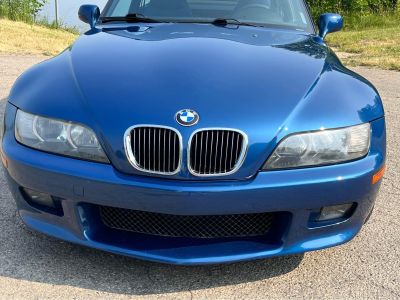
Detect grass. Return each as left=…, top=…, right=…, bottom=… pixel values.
left=0, top=18, right=79, bottom=56
left=327, top=25, right=400, bottom=70
left=341, top=10, right=400, bottom=31
left=34, top=16, right=81, bottom=35
left=322, top=9, right=400, bottom=70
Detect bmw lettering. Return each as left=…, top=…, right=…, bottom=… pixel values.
left=1, top=0, right=386, bottom=265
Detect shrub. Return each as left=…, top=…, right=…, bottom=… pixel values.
left=0, top=0, right=46, bottom=23
left=306, top=0, right=399, bottom=18
left=305, top=0, right=400, bottom=30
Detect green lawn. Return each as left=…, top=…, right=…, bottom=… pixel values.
left=327, top=25, right=400, bottom=71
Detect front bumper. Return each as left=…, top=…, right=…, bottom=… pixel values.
left=1, top=105, right=386, bottom=265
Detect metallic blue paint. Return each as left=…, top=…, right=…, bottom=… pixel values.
left=318, top=13, right=344, bottom=39
left=3, top=11, right=386, bottom=264
left=78, top=5, right=101, bottom=29
left=7, top=23, right=384, bottom=180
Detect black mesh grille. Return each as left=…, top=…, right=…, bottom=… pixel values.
left=189, top=130, right=245, bottom=175
left=100, top=206, right=274, bottom=238
left=130, top=126, right=180, bottom=174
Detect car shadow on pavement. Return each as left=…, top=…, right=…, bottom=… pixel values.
left=0, top=98, right=7, bottom=114
left=1, top=211, right=304, bottom=296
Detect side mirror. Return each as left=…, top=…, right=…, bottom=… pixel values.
left=318, top=13, right=343, bottom=39
left=78, top=5, right=100, bottom=29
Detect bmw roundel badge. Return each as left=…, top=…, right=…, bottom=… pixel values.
left=175, top=109, right=199, bottom=127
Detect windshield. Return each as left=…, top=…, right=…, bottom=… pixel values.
left=102, top=0, right=315, bottom=33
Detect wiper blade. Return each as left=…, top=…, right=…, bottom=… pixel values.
left=100, top=13, right=167, bottom=24
left=126, top=13, right=167, bottom=23
left=212, top=18, right=259, bottom=27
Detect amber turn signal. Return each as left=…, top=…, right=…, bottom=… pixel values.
left=1, top=151, right=7, bottom=168
left=372, top=166, right=385, bottom=184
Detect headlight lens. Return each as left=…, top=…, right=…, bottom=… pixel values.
left=15, top=110, right=109, bottom=163
left=262, top=123, right=371, bottom=170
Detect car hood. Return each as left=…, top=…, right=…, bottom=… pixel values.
left=8, top=23, right=384, bottom=180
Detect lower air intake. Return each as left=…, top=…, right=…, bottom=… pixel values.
left=100, top=206, right=274, bottom=238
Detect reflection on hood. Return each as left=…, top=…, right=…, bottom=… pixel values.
left=96, top=22, right=310, bottom=47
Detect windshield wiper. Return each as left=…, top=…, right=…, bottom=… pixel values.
left=212, top=18, right=260, bottom=27
left=100, top=13, right=167, bottom=24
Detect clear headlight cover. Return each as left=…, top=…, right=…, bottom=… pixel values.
left=15, top=110, right=109, bottom=163
left=263, top=123, right=371, bottom=170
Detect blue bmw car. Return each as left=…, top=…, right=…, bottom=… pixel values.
left=1, top=0, right=386, bottom=265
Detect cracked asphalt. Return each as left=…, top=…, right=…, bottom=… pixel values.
left=0, top=55, right=400, bottom=299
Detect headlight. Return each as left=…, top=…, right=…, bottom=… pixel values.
left=262, top=123, right=371, bottom=170
left=15, top=110, right=109, bottom=163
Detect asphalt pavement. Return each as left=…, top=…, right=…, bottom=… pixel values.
left=0, top=55, right=399, bottom=299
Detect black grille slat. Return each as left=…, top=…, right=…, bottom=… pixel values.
left=190, top=130, right=245, bottom=175
left=130, top=126, right=180, bottom=173
left=100, top=206, right=274, bottom=238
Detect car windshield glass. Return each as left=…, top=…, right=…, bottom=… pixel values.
left=101, top=0, right=314, bottom=33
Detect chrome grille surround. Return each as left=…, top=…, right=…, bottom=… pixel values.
left=124, top=125, right=183, bottom=175
left=187, top=128, right=248, bottom=177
